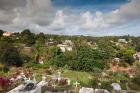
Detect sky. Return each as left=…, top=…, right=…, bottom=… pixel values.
left=0, top=0, right=140, bottom=36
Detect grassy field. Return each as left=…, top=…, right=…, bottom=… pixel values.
left=62, top=70, right=92, bottom=86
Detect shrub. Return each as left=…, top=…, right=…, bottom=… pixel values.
left=100, top=81, right=112, bottom=91
left=3, top=66, right=9, bottom=73
left=0, top=77, right=11, bottom=91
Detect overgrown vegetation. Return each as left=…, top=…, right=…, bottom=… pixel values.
left=0, top=29, right=140, bottom=90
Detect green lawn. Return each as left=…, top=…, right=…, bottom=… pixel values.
left=62, top=70, right=92, bottom=86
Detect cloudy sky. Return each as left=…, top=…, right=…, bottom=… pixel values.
left=0, top=0, right=140, bottom=36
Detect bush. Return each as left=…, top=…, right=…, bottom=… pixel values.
left=0, top=64, right=9, bottom=73
left=3, top=66, right=9, bottom=73
left=0, top=42, right=23, bottom=67
left=0, top=64, right=4, bottom=71
left=113, top=72, right=129, bottom=81
left=0, top=77, right=11, bottom=91
left=100, top=81, right=112, bottom=91
left=88, top=79, right=98, bottom=88
left=68, top=46, right=107, bottom=72
left=25, top=61, right=47, bottom=69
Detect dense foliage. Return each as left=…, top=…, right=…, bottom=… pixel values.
left=0, top=29, right=140, bottom=91
left=0, top=29, right=139, bottom=72
left=0, top=77, right=11, bottom=90
left=0, top=41, right=23, bottom=67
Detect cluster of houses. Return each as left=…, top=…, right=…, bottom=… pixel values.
left=57, top=40, right=73, bottom=52
left=46, top=39, right=73, bottom=52
left=110, top=39, right=130, bottom=46
left=46, top=38, right=73, bottom=52
left=2, top=32, right=132, bottom=52
left=118, top=39, right=128, bottom=44
left=133, top=51, right=140, bottom=62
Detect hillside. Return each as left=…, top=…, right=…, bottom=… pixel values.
left=0, top=29, right=140, bottom=92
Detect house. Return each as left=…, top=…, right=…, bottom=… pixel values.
left=67, top=46, right=72, bottom=51
left=110, top=40, right=115, bottom=43
left=57, top=40, right=73, bottom=52
left=63, top=40, right=73, bottom=46
left=87, top=42, right=92, bottom=46
left=93, top=43, right=98, bottom=49
left=57, top=44, right=66, bottom=52
left=46, top=38, right=55, bottom=46
left=3, top=32, right=13, bottom=37
left=133, top=52, right=140, bottom=62
left=57, top=44, right=72, bottom=52
left=112, top=58, right=120, bottom=63
left=118, top=39, right=128, bottom=44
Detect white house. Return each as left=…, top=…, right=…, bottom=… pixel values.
left=57, top=44, right=72, bottom=52
left=112, top=58, right=120, bottom=63
left=67, top=46, right=73, bottom=51
left=46, top=38, right=55, bottom=46
left=57, top=40, right=73, bottom=52
left=134, top=52, right=140, bottom=62
left=63, top=40, right=73, bottom=46
left=3, top=32, right=13, bottom=37
left=118, top=39, right=128, bottom=44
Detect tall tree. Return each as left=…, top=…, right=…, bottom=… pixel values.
left=20, top=29, right=36, bottom=46
left=69, top=46, right=107, bottom=72
left=36, top=32, right=45, bottom=44
left=0, top=29, right=4, bottom=37
left=0, top=42, right=23, bottom=67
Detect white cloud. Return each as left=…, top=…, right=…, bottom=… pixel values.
left=119, top=0, right=140, bottom=19
left=0, top=0, right=55, bottom=26
left=105, top=0, right=140, bottom=24
left=49, top=10, right=66, bottom=30
left=79, top=11, right=109, bottom=30
left=43, top=0, right=140, bottom=35
left=81, top=11, right=94, bottom=29
left=0, top=0, right=140, bottom=36
left=77, top=0, right=140, bottom=32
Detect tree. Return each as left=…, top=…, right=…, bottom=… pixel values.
left=68, top=46, right=106, bottom=72
left=1, top=37, right=13, bottom=43
left=123, top=54, right=135, bottom=65
left=21, top=29, right=32, bottom=36
left=116, top=48, right=135, bottom=65
left=123, top=48, right=135, bottom=65
left=36, top=32, right=45, bottom=44
left=135, top=44, right=140, bottom=52
left=0, top=42, right=23, bottom=67
left=47, top=46, right=62, bottom=58
left=47, top=46, right=67, bottom=67
left=0, top=29, right=4, bottom=37
left=49, top=54, right=67, bottom=67
left=131, top=63, right=140, bottom=89
left=20, top=29, right=36, bottom=46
